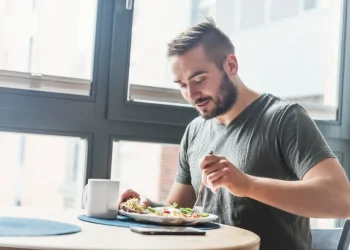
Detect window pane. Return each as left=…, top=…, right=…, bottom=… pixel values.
left=0, top=0, right=97, bottom=95
left=110, top=141, right=179, bottom=202
left=0, top=132, right=87, bottom=208
left=304, top=0, right=317, bottom=11
left=270, top=0, right=298, bottom=21
left=310, top=218, right=337, bottom=229
left=128, top=0, right=343, bottom=120
left=240, top=0, right=265, bottom=30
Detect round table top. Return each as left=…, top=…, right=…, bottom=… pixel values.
left=0, top=207, right=260, bottom=250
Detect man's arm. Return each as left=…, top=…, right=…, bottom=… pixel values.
left=202, top=103, right=350, bottom=218
left=245, top=158, right=350, bottom=218
left=201, top=152, right=350, bottom=219
left=166, top=182, right=197, bottom=207
left=148, top=182, right=196, bottom=208
left=118, top=182, right=196, bottom=209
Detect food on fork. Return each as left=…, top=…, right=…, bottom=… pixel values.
left=120, top=198, right=147, bottom=214
left=120, top=198, right=210, bottom=218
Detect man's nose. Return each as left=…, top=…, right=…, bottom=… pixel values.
left=187, top=84, right=200, bottom=102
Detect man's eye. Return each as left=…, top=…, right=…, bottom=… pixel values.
left=194, top=79, right=204, bottom=84
left=180, top=84, right=187, bottom=89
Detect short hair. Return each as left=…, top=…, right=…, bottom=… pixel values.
left=167, top=17, right=235, bottom=69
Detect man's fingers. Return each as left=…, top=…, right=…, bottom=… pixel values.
left=211, top=176, right=226, bottom=193
left=206, top=166, right=231, bottom=193
left=118, top=189, right=140, bottom=208
left=139, top=195, right=149, bottom=208
left=202, top=162, right=222, bottom=176
left=207, top=168, right=227, bottom=184
left=199, top=155, right=225, bottom=170
left=202, top=159, right=230, bottom=176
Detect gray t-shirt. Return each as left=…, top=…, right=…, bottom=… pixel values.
left=176, top=93, right=335, bottom=250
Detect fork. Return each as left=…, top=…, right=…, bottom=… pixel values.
left=192, top=151, right=213, bottom=211
left=192, top=183, right=204, bottom=211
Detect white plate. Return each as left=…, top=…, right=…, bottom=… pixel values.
left=118, top=208, right=218, bottom=226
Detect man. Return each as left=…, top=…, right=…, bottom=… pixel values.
left=119, top=18, right=350, bottom=250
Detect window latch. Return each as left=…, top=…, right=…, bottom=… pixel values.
left=126, top=0, right=133, bottom=10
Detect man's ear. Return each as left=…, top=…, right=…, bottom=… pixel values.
left=223, top=54, right=238, bottom=76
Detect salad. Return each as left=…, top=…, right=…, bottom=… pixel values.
left=120, top=198, right=209, bottom=218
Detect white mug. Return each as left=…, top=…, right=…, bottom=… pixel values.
left=82, top=179, right=120, bottom=219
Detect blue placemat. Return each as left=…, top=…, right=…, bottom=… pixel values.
left=78, top=215, right=220, bottom=230
left=0, top=217, right=81, bottom=237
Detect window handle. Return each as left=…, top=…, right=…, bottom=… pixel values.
left=126, top=0, right=133, bottom=10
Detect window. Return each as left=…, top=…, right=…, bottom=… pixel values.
left=304, top=0, right=317, bottom=11
left=310, top=218, right=336, bottom=229
left=0, top=131, right=87, bottom=208
left=191, top=0, right=217, bottom=25
left=0, top=0, right=98, bottom=95
left=270, top=0, right=299, bottom=21
left=239, top=0, right=266, bottom=30
left=110, top=140, right=179, bottom=202
left=128, top=0, right=192, bottom=97
left=124, top=0, right=343, bottom=121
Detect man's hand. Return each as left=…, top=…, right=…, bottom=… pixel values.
left=199, top=154, right=251, bottom=197
left=118, top=189, right=150, bottom=209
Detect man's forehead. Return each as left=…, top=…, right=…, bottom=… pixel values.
left=173, top=45, right=208, bottom=63
left=170, top=48, right=211, bottom=78
left=171, top=62, right=209, bottom=83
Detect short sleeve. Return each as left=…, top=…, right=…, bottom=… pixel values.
left=277, top=104, right=335, bottom=179
left=175, top=125, right=192, bottom=184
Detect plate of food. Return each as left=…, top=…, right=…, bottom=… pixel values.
left=119, top=198, right=218, bottom=226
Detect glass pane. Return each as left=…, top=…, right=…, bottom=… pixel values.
left=110, top=141, right=179, bottom=202
left=0, top=0, right=98, bottom=95
left=128, top=0, right=343, bottom=120
left=0, top=131, right=87, bottom=208
left=310, top=218, right=337, bottom=229
left=304, top=0, right=317, bottom=11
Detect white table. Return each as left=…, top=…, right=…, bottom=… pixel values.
left=0, top=207, right=260, bottom=250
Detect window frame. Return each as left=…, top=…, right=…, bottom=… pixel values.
left=0, top=0, right=188, bottom=184
left=315, top=0, right=350, bottom=137
left=106, top=0, right=197, bottom=126
left=0, top=0, right=101, bottom=102
left=107, top=0, right=350, bottom=136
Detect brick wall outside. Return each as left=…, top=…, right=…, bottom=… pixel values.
left=158, top=144, right=179, bottom=201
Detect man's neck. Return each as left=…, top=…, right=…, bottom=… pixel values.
left=215, top=86, right=261, bottom=127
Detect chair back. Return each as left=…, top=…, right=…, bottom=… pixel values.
left=311, top=219, right=350, bottom=250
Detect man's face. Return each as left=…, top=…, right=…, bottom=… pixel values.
left=171, top=45, right=237, bottom=119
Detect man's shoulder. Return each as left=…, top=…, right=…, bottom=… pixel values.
left=188, top=115, right=208, bottom=128
left=182, top=116, right=210, bottom=147
left=186, top=116, right=209, bottom=134
left=263, top=94, right=315, bottom=134
left=262, top=93, right=303, bottom=119
left=263, top=93, right=296, bottom=110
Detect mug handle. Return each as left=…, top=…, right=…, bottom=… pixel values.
left=82, top=184, right=88, bottom=209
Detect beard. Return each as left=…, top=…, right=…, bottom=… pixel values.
left=194, top=73, right=238, bottom=120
